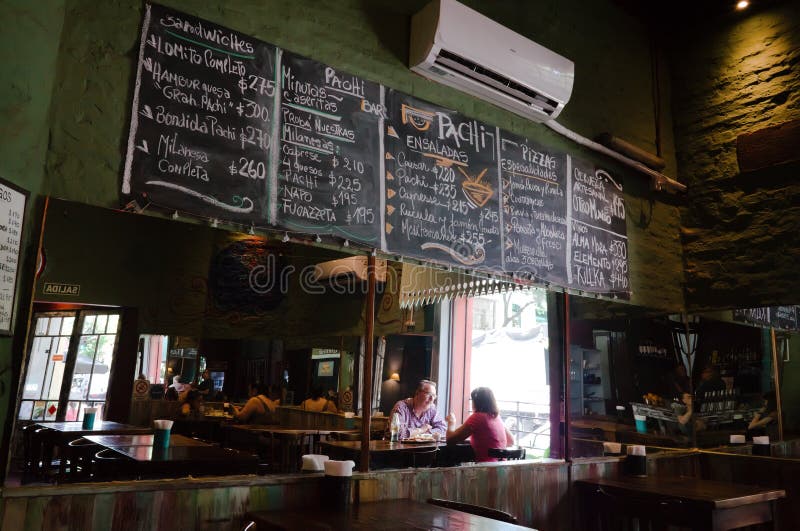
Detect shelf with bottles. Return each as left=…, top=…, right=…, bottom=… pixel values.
left=710, top=347, right=761, bottom=369
left=635, top=339, right=672, bottom=360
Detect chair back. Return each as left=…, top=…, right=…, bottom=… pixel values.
left=58, top=437, right=100, bottom=483
left=410, top=447, right=438, bottom=468
left=426, top=498, right=518, bottom=524
left=487, top=447, right=526, bottom=460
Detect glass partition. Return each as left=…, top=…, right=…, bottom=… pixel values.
left=567, top=297, right=792, bottom=457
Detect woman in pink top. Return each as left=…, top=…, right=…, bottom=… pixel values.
left=445, top=387, right=514, bottom=462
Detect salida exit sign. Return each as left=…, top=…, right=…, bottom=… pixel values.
left=42, top=282, right=80, bottom=296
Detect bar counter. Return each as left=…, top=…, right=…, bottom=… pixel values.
left=0, top=458, right=567, bottom=530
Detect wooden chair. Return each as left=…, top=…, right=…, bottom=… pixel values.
left=58, top=437, right=100, bottom=483
left=426, top=498, right=518, bottom=524
left=410, top=447, right=439, bottom=468
left=488, top=447, right=526, bottom=460
left=93, top=448, right=136, bottom=481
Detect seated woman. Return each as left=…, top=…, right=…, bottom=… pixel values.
left=301, top=386, right=338, bottom=413
left=233, top=383, right=278, bottom=424
left=445, top=387, right=514, bottom=462
left=179, top=390, right=204, bottom=419
left=747, top=390, right=778, bottom=439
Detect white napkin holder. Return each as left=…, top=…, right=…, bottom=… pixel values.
left=301, top=454, right=330, bottom=472
left=324, top=460, right=355, bottom=477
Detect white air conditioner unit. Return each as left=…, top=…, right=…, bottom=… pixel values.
left=410, top=0, right=574, bottom=122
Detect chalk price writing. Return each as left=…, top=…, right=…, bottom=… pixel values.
left=332, top=156, right=365, bottom=174
left=458, top=230, right=486, bottom=248
left=229, top=158, right=266, bottom=180
left=436, top=166, right=456, bottom=183
left=481, top=208, right=499, bottom=223
left=609, top=240, right=627, bottom=259
left=237, top=75, right=275, bottom=97
left=332, top=191, right=358, bottom=207
left=351, top=207, right=375, bottom=225
left=239, top=125, right=270, bottom=151
left=611, top=195, right=625, bottom=220
left=328, top=175, right=362, bottom=193
left=445, top=198, right=470, bottom=216
left=433, top=182, right=456, bottom=199
left=235, top=98, right=270, bottom=122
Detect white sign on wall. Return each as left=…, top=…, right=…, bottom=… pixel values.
left=0, top=178, right=27, bottom=335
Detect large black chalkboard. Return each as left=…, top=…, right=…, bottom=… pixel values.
left=733, top=306, right=800, bottom=330
left=383, top=91, right=503, bottom=269
left=567, top=157, right=629, bottom=296
left=499, top=131, right=567, bottom=282
left=122, top=3, right=277, bottom=223
left=770, top=306, right=798, bottom=330
left=273, top=51, right=382, bottom=244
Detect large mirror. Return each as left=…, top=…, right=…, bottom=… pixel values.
left=567, top=295, right=799, bottom=457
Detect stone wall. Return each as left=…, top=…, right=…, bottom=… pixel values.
left=670, top=3, right=800, bottom=311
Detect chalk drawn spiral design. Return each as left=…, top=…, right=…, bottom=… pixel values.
left=145, top=181, right=255, bottom=213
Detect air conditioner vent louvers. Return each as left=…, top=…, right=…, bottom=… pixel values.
left=435, top=49, right=558, bottom=116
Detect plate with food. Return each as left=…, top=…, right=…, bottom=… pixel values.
left=401, top=435, right=437, bottom=444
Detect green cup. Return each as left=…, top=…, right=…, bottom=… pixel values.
left=153, top=428, right=171, bottom=448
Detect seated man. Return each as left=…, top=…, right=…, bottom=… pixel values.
left=385, top=379, right=446, bottom=440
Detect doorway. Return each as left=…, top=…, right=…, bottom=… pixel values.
left=18, top=310, right=122, bottom=422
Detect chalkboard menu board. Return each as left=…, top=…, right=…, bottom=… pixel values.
left=567, top=157, right=629, bottom=296
left=0, top=178, right=27, bottom=334
left=771, top=306, right=798, bottom=330
left=121, top=5, right=634, bottom=298
left=733, top=306, right=800, bottom=330
left=273, top=51, right=382, bottom=243
left=499, top=131, right=567, bottom=282
left=383, top=91, right=503, bottom=269
left=122, top=3, right=277, bottom=223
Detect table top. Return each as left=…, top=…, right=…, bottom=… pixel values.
left=109, top=444, right=259, bottom=464
left=245, top=499, right=535, bottom=530
left=85, top=434, right=209, bottom=448
left=36, top=421, right=152, bottom=435
left=229, top=425, right=360, bottom=436
left=321, top=440, right=439, bottom=453
left=575, top=476, right=786, bottom=510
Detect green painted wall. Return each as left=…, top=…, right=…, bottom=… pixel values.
left=1, top=0, right=689, bottom=467
left=41, top=0, right=685, bottom=312
left=670, top=3, right=800, bottom=311
left=0, top=0, right=65, bottom=471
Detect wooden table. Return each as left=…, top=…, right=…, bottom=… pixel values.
left=321, top=440, right=449, bottom=470
left=36, top=421, right=151, bottom=438
left=226, top=426, right=360, bottom=472
left=85, top=433, right=210, bottom=447
left=106, top=441, right=259, bottom=478
left=575, top=476, right=786, bottom=530
left=244, top=499, right=536, bottom=530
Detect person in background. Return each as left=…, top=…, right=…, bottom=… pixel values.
left=696, top=364, right=725, bottom=396
left=667, top=364, right=691, bottom=397
left=301, top=386, right=337, bottom=413
left=169, top=374, right=190, bottom=400
left=196, top=369, right=214, bottom=399
left=385, top=379, right=446, bottom=440
left=747, top=390, right=779, bottom=438
left=179, top=390, right=204, bottom=419
left=674, top=392, right=706, bottom=437
left=233, top=383, right=277, bottom=424
left=445, top=387, right=514, bottom=462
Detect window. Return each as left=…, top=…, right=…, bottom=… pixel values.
left=451, top=288, right=550, bottom=457
left=19, top=311, right=121, bottom=422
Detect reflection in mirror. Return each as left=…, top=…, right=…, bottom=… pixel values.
left=567, top=298, right=796, bottom=458
left=8, top=199, right=387, bottom=485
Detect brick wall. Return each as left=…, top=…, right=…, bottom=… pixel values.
left=670, top=3, right=800, bottom=310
